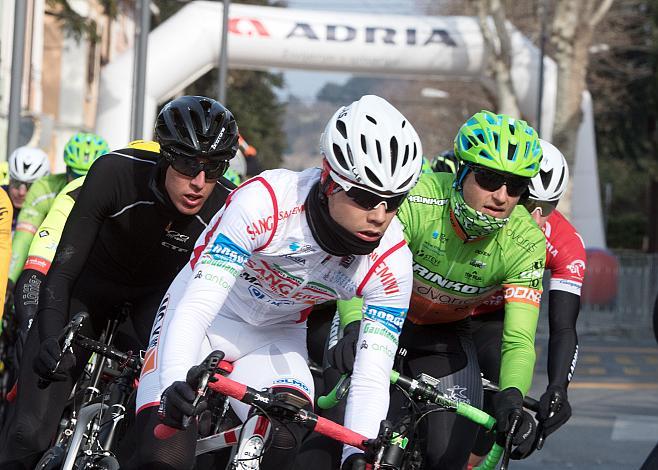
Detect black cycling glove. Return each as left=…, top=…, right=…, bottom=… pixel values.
left=537, top=385, right=571, bottom=437
left=328, top=321, right=361, bottom=374
left=33, top=337, right=76, bottom=382
left=493, top=387, right=537, bottom=459
left=157, top=362, right=213, bottom=429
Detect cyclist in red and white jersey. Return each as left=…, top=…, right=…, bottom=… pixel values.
left=129, top=95, right=424, bottom=469
left=471, top=139, right=586, bottom=461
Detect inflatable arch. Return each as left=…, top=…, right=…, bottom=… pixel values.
left=96, top=1, right=605, bottom=248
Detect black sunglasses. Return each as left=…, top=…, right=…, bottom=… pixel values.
left=164, top=150, right=230, bottom=180
left=524, top=199, right=558, bottom=217
left=468, top=165, right=530, bottom=197
left=345, top=186, right=408, bottom=213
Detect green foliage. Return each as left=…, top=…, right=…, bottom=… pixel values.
left=317, top=77, right=383, bottom=104
left=46, top=0, right=119, bottom=42
left=185, top=68, right=286, bottom=170
left=589, top=0, right=658, bottom=249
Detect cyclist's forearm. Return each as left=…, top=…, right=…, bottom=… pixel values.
left=9, top=229, right=34, bottom=283
left=547, top=290, right=581, bottom=389
left=337, top=297, right=363, bottom=328
left=499, top=304, right=539, bottom=395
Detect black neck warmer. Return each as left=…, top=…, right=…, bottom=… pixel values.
left=149, top=160, right=183, bottom=219
left=305, top=181, right=381, bottom=257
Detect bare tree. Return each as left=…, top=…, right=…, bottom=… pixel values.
left=474, top=0, right=521, bottom=116
left=549, top=0, right=614, bottom=165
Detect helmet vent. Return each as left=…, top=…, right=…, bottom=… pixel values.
left=346, top=144, right=355, bottom=167
left=375, top=140, right=383, bottom=163
left=366, top=115, right=377, bottom=125
left=365, top=167, right=382, bottom=187
left=400, top=174, right=414, bottom=189
left=540, top=169, right=552, bottom=188
left=401, top=120, right=406, bottom=128
left=361, top=134, right=368, bottom=154
left=333, top=143, right=349, bottom=170
left=555, top=170, right=565, bottom=189
left=508, top=123, right=516, bottom=135
left=412, top=143, right=418, bottom=159
left=336, top=119, right=348, bottom=139
left=402, top=144, right=409, bottom=166
left=507, top=143, right=517, bottom=161
left=390, top=137, right=398, bottom=173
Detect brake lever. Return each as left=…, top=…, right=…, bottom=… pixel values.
left=500, top=411, right=522, bottom=470
left=535, top=392, right=560, bottom=450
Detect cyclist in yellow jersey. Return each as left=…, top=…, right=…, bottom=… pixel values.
left=0, top=188, right=12, bottom=318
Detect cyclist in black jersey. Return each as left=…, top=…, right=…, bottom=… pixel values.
left=0, top=96, right=239, bottom=470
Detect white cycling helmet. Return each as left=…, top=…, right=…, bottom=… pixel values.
left=320, top=95, right=423, bottom=195
left=529, top=139, right=569, bottom=202
left=8, top=146, right=50, bottom=183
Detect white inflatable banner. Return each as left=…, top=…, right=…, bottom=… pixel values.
left=97, top=1, right=555, bottom=146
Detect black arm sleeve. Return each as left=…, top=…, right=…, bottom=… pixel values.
left=546, top=289, right=581, bottom=390
left=37, top=157, right=119, bottom=341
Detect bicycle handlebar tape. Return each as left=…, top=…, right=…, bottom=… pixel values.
left=315, top=416, right=367, bottom=450
left=208, top=374, right=248, bottom=400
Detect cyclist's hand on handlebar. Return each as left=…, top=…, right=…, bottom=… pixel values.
left=493, top=388, right=537, bottom=459
left=493, top=387, right=524, bottom=434
left=508, top=411, right=537, bottom=459
left=341, top=452, right=369, bottom=470
left=329, top=321, right=360, bottom=374
left=158, top=381, right=207, bottom=430
left=537, top=385, right=571, bottom=438
left=33, top=337, right=76, bottom=382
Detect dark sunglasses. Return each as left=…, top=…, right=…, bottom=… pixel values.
left=165, top=151, right=230, bottom=180
left=524, top=199, right=558, bottom=217
left=345, top=186, right=408, bottom=213
left=9, top=179, right=31, bottom=191
left=468, top=165, right=530, bottom=197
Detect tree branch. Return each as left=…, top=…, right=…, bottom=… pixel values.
left=589, top=0, right=615, bottom=28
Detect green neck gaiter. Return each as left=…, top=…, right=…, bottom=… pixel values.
left=449, top=186, right=509, bottom=241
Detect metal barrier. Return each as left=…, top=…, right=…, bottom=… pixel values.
left=537, top=251, right=658, bottom=339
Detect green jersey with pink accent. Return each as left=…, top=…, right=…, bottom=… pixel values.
left=341, top=172, right=547, bottom=394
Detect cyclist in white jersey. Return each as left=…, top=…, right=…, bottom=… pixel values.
left=128, top=95, right=424, bottom=470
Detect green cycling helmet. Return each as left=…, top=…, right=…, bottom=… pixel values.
left=223, top=167, right=242, bottom=186
left=454, top=110, right=542, bottom=178
left=64, top=132, right=110, bottom=176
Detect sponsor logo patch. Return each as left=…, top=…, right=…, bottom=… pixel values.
left=363, top=305, right=406, bottom=334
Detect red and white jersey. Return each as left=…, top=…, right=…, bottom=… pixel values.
left=143, top=167, right=413, bottom=453
left=473, top=209, right=586, bottom=315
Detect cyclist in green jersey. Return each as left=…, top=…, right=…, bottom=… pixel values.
left=331, top=110, right=546, bottom=470
left=8, top=132, right=109, bottom=284
left=432, top=149, right=460, bottom=174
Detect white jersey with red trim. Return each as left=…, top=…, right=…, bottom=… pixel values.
left=138, top=167, right=413, bottom=455
left=473, top=209, right=586, bottom=315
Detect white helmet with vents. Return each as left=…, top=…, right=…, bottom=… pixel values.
left=529, top=139, right=569, bottom=202
left=320, top=95, right=423, bottom=195
left=8, top=146, right=50, bottom=183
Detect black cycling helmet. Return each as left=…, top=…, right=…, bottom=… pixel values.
left=432, top=150, right=460, bottom=174
left=154, top=96, right=239, bottom=160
